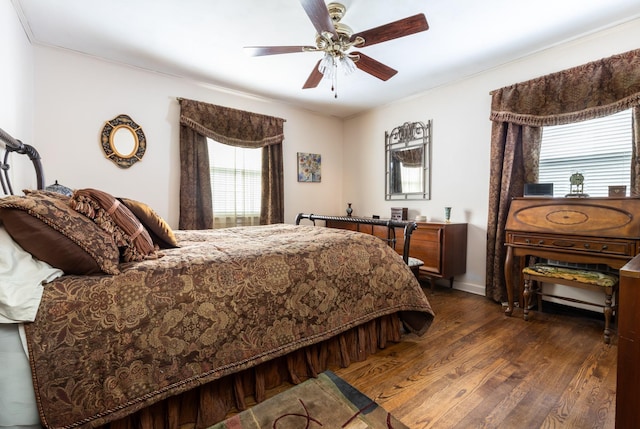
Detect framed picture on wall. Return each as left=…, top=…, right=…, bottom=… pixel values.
left=297, top=152, right=321, bottom=182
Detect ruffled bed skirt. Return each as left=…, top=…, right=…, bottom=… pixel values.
left=105, top=313, right=403, bottom=429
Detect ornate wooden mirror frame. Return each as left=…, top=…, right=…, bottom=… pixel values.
left=101, top=114, right=146, bottom=168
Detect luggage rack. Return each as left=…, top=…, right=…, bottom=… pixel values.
left=295, top=213, right=418, bottom=265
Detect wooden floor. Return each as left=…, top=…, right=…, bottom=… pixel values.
left=332, top=285, right=618, bottom=429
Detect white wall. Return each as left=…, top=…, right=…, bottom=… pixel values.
left=0, top=1, right=35, bottom=190
left=32, top=47, right=344, bottom=228
left=344, top=17, right=640, bottom=295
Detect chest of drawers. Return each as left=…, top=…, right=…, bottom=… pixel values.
left=326, top=218, right=467, bottom=288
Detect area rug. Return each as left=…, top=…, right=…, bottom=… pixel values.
left=208, top=370, right=409, bottom=429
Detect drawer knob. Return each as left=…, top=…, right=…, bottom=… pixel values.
left=602, top=245, right=608, bottom=250
left=538, top=240, right=544, bottom=245
left=584, top=243, right=590, bottom=249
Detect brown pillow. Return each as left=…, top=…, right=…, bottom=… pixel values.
left=118, top=197, right=179, bottom=249
left=71, top=188, right=156, bottom=262
left=22, top=189, right=71, bottom=202
left=0, top=195, right=120, bottom=275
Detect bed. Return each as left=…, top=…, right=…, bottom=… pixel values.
left=0, top=128, right=434, bottom=429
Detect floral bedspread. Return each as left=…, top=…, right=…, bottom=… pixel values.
left=24, top=224, right=434, bottom=429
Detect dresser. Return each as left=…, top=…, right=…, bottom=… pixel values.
left=325, top=218, right=467, bottom=288
left=504, top=197, right=640, bottom=316
left=617, top=255, right=640, bottom=429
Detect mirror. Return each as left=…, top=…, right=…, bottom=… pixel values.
left=112, top=126, right=137, bottom=157
left=101, top=114, right=146, bottom=168
left=385, top=121, right=431, bottom=200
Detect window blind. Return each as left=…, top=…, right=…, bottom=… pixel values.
left=208, top=139, right=261, bottom=228
left=538, top=109, right=632, bottom=197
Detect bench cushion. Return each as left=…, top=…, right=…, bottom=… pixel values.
left=523, top=263, right=618, bottom=287
left=408, top=257, right=424, bottom=268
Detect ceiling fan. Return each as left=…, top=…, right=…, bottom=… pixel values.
left=244, top=0, right=429, bottom=97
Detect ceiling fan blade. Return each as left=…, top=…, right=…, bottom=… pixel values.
left=244, top=46, right=316, bottom=56
left=299, top=0, right=338, bottom=39
left=303, top=60, right=324, bottom=89
left=351, top=14, right=428, bottom=47
left=353, top=53, right=398, bottom=81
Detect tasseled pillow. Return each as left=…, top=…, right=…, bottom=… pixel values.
left=70, top=188, right=156, bottom=262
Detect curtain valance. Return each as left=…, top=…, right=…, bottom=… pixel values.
left=179, top=98, right=285, bottom=148
left=490, top=48, right=640, bottom=126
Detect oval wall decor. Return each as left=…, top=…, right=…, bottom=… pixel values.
left=101, top=114, right=146, bottom=168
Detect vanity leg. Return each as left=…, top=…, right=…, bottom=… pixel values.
left=504, top=246, right=514, bottom=316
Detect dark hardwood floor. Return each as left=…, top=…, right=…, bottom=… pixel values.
left=333, top=285, right=617, bottom=429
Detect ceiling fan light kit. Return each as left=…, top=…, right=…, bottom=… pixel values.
left=317, top=53, right=356, bottom=98
left=245, top=0, right=429, bottom=98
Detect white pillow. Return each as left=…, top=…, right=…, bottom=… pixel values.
left=0, top=226, right=63, bottom=323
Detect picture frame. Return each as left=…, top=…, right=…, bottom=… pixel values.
left=608, top=185, right=626, bottom=197
left=297, top=152, right=321, bottom=182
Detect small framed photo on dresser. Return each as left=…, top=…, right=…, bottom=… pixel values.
left=608, top=185, right=626, bottom=197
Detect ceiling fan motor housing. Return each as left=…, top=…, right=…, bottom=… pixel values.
left=316, top=3, right=363, bottom=59
left=328, top=3, right=347, bottom=22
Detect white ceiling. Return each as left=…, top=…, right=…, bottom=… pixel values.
left=12, top=0, right=640, bottom=118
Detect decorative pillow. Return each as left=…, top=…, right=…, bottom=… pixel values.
left=23, top=189, right=71, bottom=202
left=118, top=197, right=179, bottom=249
left=0, top=195, right=120, bottom=275
left=70, top=188, right=156, bottom=262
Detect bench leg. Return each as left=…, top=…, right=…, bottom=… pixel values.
left=537, top=290, right=543, bottom=312
left=523, top=277, right=531, bottom=321
left=604, top=286, right=613, bottom=345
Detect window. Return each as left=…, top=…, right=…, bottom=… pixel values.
left=208, top=139, right=261, bottom=228
left=538, top=109, right=632, bottom=197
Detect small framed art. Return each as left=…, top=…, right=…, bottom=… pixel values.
left=609, top=185, right=626, bottom=197
left=297, top=152, right=321, bottom=182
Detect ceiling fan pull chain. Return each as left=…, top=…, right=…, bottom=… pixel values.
left=333, top=59, right=338, bottom=98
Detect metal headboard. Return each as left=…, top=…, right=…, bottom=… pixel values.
left=0, top=127, right=45, bottom=195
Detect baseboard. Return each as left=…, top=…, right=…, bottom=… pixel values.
left=452, top=281, right=485, bottom=296
left=419, top=278, right=485, bottom=297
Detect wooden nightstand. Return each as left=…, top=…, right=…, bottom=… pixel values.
left=397, top=221, right=467, bottom=288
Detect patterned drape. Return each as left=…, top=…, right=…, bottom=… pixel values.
left=486, top=48, right=640, bottom=303
left=486, top=123, right=541, bottom=303
left=178, top=98, right=286, bottom=229
left=178, top=126, right=213, bottom=230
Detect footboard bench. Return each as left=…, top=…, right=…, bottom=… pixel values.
left=294, top=213, right=423, bottom=273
